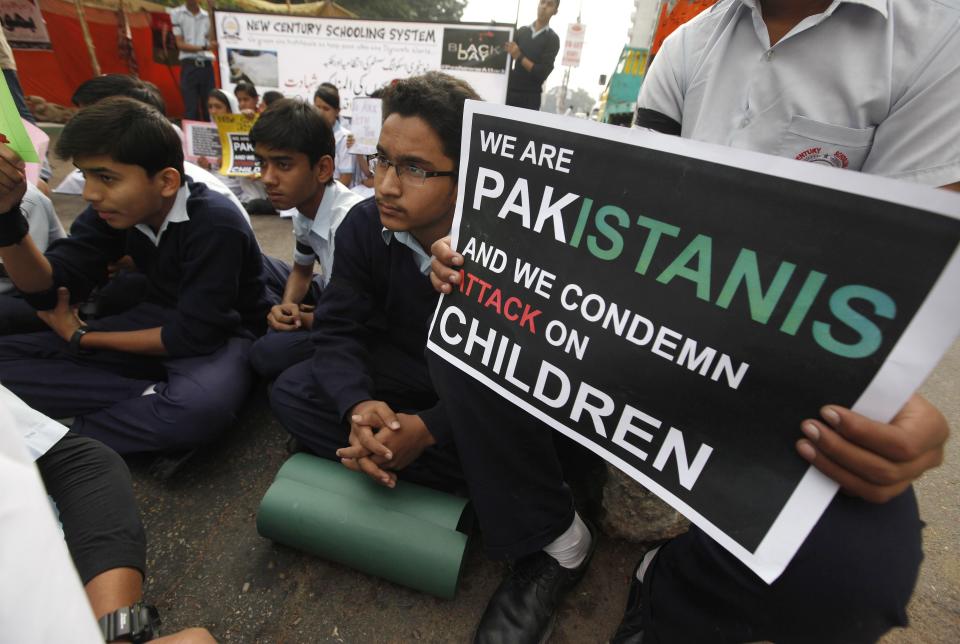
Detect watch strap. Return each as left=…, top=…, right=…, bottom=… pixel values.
left=98, top=603, right=161, bottom=643
left=69, top=325, right=89, bottom=355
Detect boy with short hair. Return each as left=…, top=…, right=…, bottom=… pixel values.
left=268, top=72, right=479, bottom=491
left=247, top=98, right=363, bottom=378
left=0, top=97, right=269, bottom=454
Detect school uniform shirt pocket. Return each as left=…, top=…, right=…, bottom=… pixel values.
left=778, top=116, right=876, bottom=171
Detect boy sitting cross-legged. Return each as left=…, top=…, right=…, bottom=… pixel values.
left=247, top=98, right=363, bottom=379
left=0, top=97, right=270, bottom=455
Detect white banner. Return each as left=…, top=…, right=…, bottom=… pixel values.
left=216, top=12, right=513, bottom=113
left=561, top=22, right=585, bottom=68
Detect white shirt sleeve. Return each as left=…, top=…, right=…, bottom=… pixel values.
left=636, top=30, right=687, bottom=124
left=860, top=27, right=960, bottom=186
left=0, top=389, right=103, bottom=643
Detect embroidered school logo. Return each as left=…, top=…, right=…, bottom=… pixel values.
left=795, top=147, right=849, bottom=169
left=220, top=15, right=241, bottom=41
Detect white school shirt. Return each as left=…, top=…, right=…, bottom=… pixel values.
left=169, top=4, right=214, bottom=61
left=0, top=387, right=102, bottom=643
left=637, top=0, right=960, bottom=186
left=291, top=181, right=363, bottom=287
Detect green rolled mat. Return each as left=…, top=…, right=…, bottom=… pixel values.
left=257, top=454, right=471, bottom=599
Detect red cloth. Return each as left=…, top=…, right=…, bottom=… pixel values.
left=15, top=0, right=221, bottom=118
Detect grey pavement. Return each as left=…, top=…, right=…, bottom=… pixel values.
left=43, top=139, right=958, bottom=642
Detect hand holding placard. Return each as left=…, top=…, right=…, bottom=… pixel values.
left=798, top=394, right=948, bottom=503
left=0, top=144, right=27, bottom=213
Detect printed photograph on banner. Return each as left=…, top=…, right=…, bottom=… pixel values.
left=214, top=12, right=513, bottom=106
left=0, top=0, right=51, bottom=50
left=181, top=120, right=221, bottom=166
left=427, top=102, right=960, bottom=584
left=228, top=48, right=279, bottom=88
left=441, top=28, right=510, bottom=74
left=214, top=114, right=259, bottom=177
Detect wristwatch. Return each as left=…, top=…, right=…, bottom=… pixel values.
left=98, top=602, right=161, bottom=642
left=69, top=325, right=90, bottom=355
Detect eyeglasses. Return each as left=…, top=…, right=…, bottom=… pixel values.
left=366, top=153, right=456, bottom=187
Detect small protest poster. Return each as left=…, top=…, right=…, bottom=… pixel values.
left=181, top=120, right=221, bottom=166
left=348, top=98, right=382, bottom=157
left=0, top=73, right=37, bottom=163
left=426, top=102, right=960, bottom=583
left=215, top=113, right=258, bottom=177
left=22, top=119, right=47, bottom=185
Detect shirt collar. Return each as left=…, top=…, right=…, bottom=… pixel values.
left=301, top=181, right=347, bottom=241
left=135, top=185, right=190, bottom=246
left=530, top=22, right=552, bottom=38
left=738, top=0, right=888, bottom=19
left=381, top=228, right=432, bottom=276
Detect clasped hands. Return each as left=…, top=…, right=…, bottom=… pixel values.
left=336, top=400, right=435, bottom=488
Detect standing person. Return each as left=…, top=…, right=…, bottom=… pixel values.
left=170, top=0, right=216, bottom=121
left=426, top=0, right=959, bottom=641
left=313, top=85, right=355, bottom=186
left=505, top=0, right=561, bottom=110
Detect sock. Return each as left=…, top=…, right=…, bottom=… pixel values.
left=543, top=512, right=592, bottom=569
left=636, top=545, right=661, bottom=582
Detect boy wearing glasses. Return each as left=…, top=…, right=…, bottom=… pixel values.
left=247, top=98, right=363, bottom=379
left=269, top=72, right=477, bottom=491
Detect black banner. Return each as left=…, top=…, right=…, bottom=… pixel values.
left=441, top=28, right=510, bottom=74
left=427, top=107, right=960, bottom=571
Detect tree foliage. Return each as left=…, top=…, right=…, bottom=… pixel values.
left=330, top=0, right=467, bottom=21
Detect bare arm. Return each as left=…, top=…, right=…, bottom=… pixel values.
left=0, top=146, right=55, bottom=292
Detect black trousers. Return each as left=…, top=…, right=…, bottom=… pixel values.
left=425, top=354, right=923, bottom=641
left=269, top=348, right=464, bottom=494
left=505, top=89, right=543, bottom=111
left=0, top=292, right=46, bottom=335
left=180, top=59, right=214, bottom=121
left=35, top=433, right=146, bottom=584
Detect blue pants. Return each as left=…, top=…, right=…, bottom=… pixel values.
left=3, top=69, right=35, bottom=124
left=180, top=59, right=215, bottom=121
left=0, top=292, right=46, bottom=335
left=0, top=303, right=255, bottom=454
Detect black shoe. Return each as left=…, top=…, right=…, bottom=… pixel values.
left=474, top=523, right=597, bottom=644
left=611, top=545, right=663, bottom=644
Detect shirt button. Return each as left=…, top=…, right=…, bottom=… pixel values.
left=765, top=50, right=774, bottom=61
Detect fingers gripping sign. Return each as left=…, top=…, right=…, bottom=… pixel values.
left=0, top=143, right=27, bottom=213
left=796, top=394, right=948, bottom=503
left=429, top=235, right=463, bottom=295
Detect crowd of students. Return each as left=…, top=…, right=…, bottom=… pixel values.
left=2, top=0, right=959, bottom=641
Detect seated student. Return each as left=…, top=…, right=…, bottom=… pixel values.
left=313, top=85, right=354, bottom=187
left=234, top=81, right=260, bottom=113
left=201, top=88, right=272, bottom=213
left=0, top=182, right=65, bottom=334
left=262, top=90, right=284, bottom=109
left=0, top=97, right=270, bottom=455
left=62, top=74, right=250, bottom=224
left=269, top=72, right=477, bottom=492
left=0, top=386, right=215, bottom=643
left=247, top=99, right=363, bottom=379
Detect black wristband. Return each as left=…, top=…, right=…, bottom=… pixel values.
left=0, top=202, right=28, bottom=247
